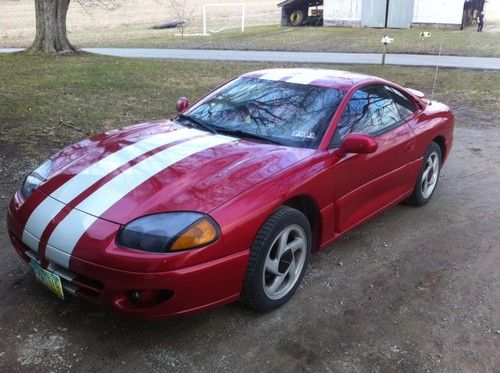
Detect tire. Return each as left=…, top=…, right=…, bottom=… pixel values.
left=289, top=10, right=305, bottom=26
left=406, top=142, right=442, bottom=206
left=241, top=206, right=311, bottom=312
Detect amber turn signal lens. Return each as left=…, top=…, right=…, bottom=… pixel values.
left=170, top=218, right=218, bottom=251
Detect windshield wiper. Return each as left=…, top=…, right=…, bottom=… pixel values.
left=214, top=128, right=282, bottom=145
left=177, top=114, right=218, bottom=134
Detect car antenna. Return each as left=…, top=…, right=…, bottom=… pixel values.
left=429, top=31, right=445, bottom=105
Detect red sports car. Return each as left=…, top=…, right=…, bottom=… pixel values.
left=7, top=68, right=454, bottom=318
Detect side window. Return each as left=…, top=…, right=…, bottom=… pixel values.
left=331, top=90, right=370, bottom=147
left=360, top=86, right=402, bottom=134
left=385, top=86, right=418, bottom=118
left=331, top=85, right=403, bottom=147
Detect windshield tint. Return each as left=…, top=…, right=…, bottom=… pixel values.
left=183, top=77, right=345, bottom=148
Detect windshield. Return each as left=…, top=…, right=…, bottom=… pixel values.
left=180, top=77, right=345, bottom=148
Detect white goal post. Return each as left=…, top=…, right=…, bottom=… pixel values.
left=202, top=3, right=245, bottom=36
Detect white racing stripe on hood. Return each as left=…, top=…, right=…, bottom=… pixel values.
left=51, top=128, right=201, bottom=203
left=22, top=127, right=199, bottom=248
left=45, top=134, right=235, bottom=269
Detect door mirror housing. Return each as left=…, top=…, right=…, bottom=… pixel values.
left=336, top=133, right=378, bottom=158
left=176, top=97, right=189, bottom=113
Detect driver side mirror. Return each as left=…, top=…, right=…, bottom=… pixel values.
left=176, top=97, right=189, bottom=113
left=335, top=133, right=378, bottom=158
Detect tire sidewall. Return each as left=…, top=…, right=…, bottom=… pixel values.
left=413, top=142, right=442, bottom=205
left=245, top=207, right=311, bottom=311
left=289, top=10, right=305, bottom=26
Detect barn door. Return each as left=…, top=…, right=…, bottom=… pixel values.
left=387, top=0, right=414, bottom=28
left=361, top=0, right=387, bottom=27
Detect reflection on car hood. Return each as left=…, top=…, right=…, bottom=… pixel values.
left=39, top=120, right=314, bottom=224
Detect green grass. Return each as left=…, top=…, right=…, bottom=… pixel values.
left=0, top=53, right=499, bottom=161
left=85, top=25, right=500, bottom=57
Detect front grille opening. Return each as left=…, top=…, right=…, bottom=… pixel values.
left=77, top=287, right=100, bottom=298
left=74, top=275, right=104, bottom=292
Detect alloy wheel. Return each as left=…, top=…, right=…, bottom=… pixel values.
left=262, top=224, right=307, bottom=300
left=421, top=150, right=440, bottom=199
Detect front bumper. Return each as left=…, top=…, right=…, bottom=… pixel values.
left=7, top=195, right=249, bottom=319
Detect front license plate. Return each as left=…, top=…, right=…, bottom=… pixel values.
left=31, top=262, right=65, bottom=300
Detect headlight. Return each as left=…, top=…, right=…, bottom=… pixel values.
left=20, top=159, right=52, bottom=200
left=117, top=212, right=220, bottom=253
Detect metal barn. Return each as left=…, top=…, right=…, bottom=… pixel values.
left=279, top=0, right=484, bottom=29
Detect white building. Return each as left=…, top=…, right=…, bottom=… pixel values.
left=325, top=0, right=464, bottom=28
left=279, top=0, right=468, bottom=29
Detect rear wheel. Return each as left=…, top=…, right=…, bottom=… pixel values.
left=407, top=142, right=442, bottom=206
left=241, top=206, right=311, bottom=311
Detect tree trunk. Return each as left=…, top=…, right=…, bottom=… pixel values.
left=28, top=0, right=78, bottom=53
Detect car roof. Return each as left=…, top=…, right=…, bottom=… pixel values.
left=242, top=68, right=382, bottom=91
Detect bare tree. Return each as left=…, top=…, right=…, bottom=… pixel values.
left=28, top=0, right=117, bottom=54
left=164, top=0, right=194, bottom=37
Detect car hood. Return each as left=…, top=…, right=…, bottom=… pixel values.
left=40, top=120, right=314, bottom=225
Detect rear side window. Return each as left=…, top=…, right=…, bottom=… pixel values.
left=361, top=86, right=401, bottom=134
left=385, top=86, right=418, bottom=118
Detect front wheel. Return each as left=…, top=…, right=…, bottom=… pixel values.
left=407, top=142, right=442, bottom=206
left=241, top=206, right=311, bottom=311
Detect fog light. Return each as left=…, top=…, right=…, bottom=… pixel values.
left=129, top=289, right=173, bottom=305
left=130, top=290, right=141, bottom=302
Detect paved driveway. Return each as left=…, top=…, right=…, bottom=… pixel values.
left=2, top=48, right=500, bottom=69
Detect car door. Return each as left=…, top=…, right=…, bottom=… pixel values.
left=331, top=84, right=416, bottom=233
left=383, top=85, right=421, bottom=193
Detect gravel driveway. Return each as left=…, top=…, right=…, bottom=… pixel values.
left=0, top=124, right=499, bottom=372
